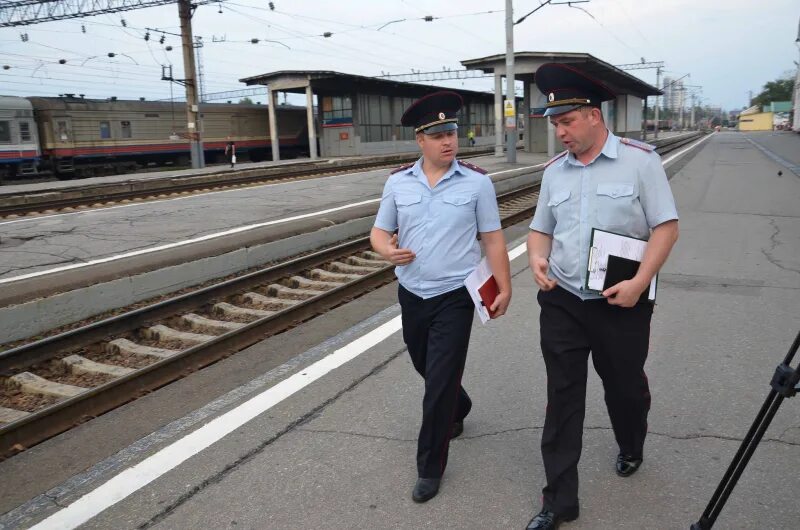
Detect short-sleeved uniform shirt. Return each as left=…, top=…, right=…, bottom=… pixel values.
left=530, top=131, right=678, bottom=300
left=374, top=157, right=501, bottom=299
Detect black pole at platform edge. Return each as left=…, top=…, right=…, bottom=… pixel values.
left=690, top=330, right=800, bottom=530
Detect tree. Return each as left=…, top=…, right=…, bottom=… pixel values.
left=238, top=97, right=255, bottom=105
left=750, top=76, right=794, bottom=107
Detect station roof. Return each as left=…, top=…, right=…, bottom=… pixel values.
left=239, top=70, right=504, bottom=101
left=461, top=52, right=661, bottom=98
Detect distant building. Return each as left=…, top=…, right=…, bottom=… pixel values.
left=763, top=101, right=792, bottom=129
left=738, top=105, right=774, bottom=131
left=662, top=76, right=684, bottom=112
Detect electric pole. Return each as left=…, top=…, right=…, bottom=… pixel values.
left=504, top=0, right=516, bottom=163
left=179, top=0, right=204, bottom=168
left=654, top=66, right=661, bottom=139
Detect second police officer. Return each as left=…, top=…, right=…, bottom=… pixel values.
left=525, top=64, right=680, bottom=529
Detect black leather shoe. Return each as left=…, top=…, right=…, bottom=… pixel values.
left=616, top=453, right=643, bottom=477
left=450, top=421, right=464, bottom=439
left=525, top=507, right=579, bottom=529
left=411, top=477, right=440, bottom=503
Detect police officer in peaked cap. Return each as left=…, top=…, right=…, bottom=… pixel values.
left=371, top=91, right=512, bottom=503
left=524, top=63, right=680, bottom=529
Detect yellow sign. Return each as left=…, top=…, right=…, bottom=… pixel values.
left=504, top=100, right=515, bottom=117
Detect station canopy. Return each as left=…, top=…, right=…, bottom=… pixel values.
left=240, top=70, right=500, bottom=100
left=461, top=51, right=661, bottom=98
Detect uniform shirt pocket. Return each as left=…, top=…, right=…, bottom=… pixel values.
left=547, top=188, right=570, bottom=207
left=395, top=193, right=424, bottom=225
left=596, top=183, right=636, bottom=228
left=441, top=194, right=475, bottom=222
left=546, top=187, right=575, bottom=230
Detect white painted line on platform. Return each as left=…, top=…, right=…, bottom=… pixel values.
left=29, top=243, right=528, bottom=529
left=0, top=198, right=380, bottom=285
left=662, top=132, right=715, bottom=165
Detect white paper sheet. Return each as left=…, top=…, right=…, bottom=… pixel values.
left=587, top=229, right=657, bottom=300
left=464, top=257, right=493, bottom=324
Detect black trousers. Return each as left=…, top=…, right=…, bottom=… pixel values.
left=537, top=286, right=653, bottom=514
left=398, top=285, right=474, bottom=478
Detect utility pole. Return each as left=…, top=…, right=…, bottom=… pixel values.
left=690, top=92, right=696, bottom=129
left=195, top=35, right=206, bottom=103
left=178, top=0, right=204, bottom=168
left=504, top=0, right=516, bottom=163
left=654, top=66, right=661, bottom=139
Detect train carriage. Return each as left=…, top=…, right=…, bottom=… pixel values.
left=28, top=96, right=309, bottom=178
left=0, top=95, right=42, bottom=182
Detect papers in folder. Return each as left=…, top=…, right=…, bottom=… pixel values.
left=586, top=228, right=657, bottom=302
left=464, top=257, right=499, bottom=324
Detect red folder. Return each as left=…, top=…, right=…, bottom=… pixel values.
left=477, top=275, right=499, bottom=318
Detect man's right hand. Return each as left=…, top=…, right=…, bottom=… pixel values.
left=385, top=234, right=416, bottom=266
left=532, top=256, right=557, bottom=291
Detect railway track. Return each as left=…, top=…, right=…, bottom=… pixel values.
left=0, top=131, right=705, bottom=458
left=0, top=148, right=499, bottom=219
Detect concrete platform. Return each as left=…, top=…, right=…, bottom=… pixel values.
left=2, top=131, right=798, bottom=529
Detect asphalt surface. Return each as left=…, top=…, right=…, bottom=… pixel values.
left=1, top=131, right=798, bottom=529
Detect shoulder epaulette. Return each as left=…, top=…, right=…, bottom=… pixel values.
left=390, top=162, right=414, bottom=175
left=619, top=137, right=656, bottom=152
left=457, top=160, right=488, bottom=174
left=544, top=150, right=568, bottom=168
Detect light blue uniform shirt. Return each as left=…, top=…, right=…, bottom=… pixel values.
left=530, top=131, right=678, bottom=300
left=374, top=157, right=502, bottom=299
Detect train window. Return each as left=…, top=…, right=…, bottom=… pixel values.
left=144, top=113, right=160, bottom=118
left=99, top=121, right=111, bottom=139
left=121, top=121, right=132, bottom=138
left=57, top=121, right=69, bottom=141
left=0, top=121, right=10, bottom=143
left=19, top=121, right=32, bottom=142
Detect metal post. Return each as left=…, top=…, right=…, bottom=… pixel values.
left=178, top=0, right=204, bottom=169
left=305, top=85, right=317, bottom=160
left=642, top=96, right=648, bottom=141
left=523, top=79, right=531, bottom=152
left=504, top=0, right=516, bottom=163
left=494, top=72, right=503, bottom=157
left=690, top=93, right=696, bottom=129
left=268, top=87, right=280, bottom=162
left=654, top=67, right=661, bottom=139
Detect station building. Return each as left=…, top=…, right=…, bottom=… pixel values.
left=241, top=51, right=660, bottom=160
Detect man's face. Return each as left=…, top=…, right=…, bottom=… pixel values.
left=549, top=108, right=601, bottom=155
left=417, top=129, right=458, bottom=165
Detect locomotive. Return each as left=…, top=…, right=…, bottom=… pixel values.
left=0, top=95, right=310, bottom=181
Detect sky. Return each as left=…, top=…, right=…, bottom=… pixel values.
left=1, top=0, right=798, bottom=112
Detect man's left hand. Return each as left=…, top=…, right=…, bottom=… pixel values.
left=602, top=279, right=647, bottom=308
left=489, top=291, right=511, bottom=318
